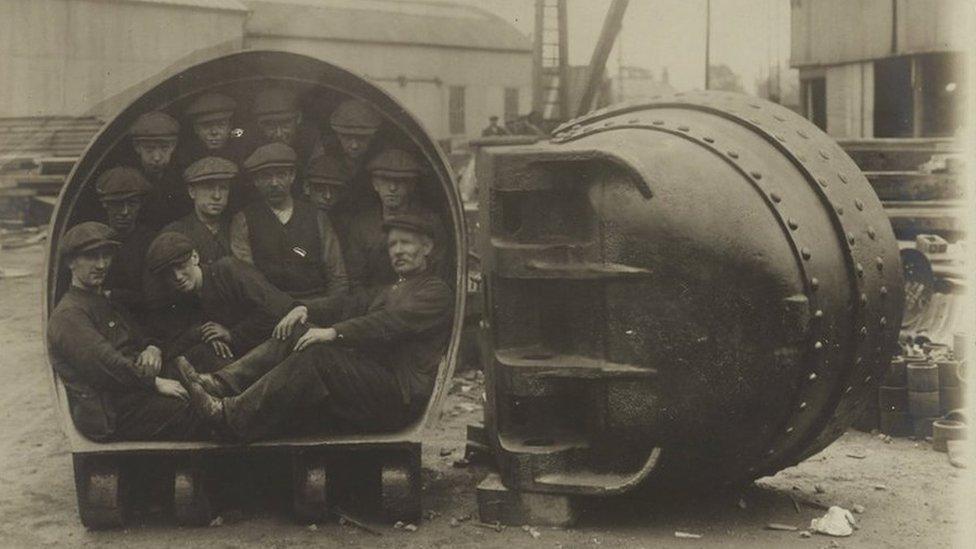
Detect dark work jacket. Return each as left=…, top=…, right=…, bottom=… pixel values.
left=47, top=287, right=158, bottom=441
left=305, top=271, right=453, bottom=405
left=162, top=213, right=232, bottom=266
left=241, top=200, right=328, bottom=297
left=105, top=223, right=157, bottom=313
left=168, top=258, right=298, bottom=356
left=141, top=165, right=193, bottom=231
left=311, top=133, right=383, bottom=215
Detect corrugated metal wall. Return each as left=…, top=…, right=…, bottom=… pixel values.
left=244, top=36, right=531, bottom=141
left=0, top=0, right=246, bottom=118
left=790, top=0, right=970, bottom=68
left=825, top=62, right=874, bottom=138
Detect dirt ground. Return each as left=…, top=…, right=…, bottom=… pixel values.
left=0, top=242, right=973, bottom=548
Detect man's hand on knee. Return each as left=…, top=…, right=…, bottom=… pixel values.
left=274, top=305, right=308, bottom=340
left=293, top=327, right=337, bottom=352
left=155, top=377, right=189, bottom=401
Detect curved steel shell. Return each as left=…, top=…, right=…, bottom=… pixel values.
left=478, top=91, right=904, bottom=492
left=43, top=50, right=467, bottom=452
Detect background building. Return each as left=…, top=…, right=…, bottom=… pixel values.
left=0, top=0, right=531, bottom=145
left=791, top=0, right=969, bottom=138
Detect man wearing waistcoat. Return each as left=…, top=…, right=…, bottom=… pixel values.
left=229, top=142, right=348, bottom=299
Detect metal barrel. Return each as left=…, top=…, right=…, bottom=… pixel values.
left=476, top=91, right=904, bottom=494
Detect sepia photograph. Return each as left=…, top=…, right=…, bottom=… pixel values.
left=0, top=0, right=973, bottom=546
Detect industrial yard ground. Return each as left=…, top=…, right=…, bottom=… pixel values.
left=1, top=243, right=972, bottom=548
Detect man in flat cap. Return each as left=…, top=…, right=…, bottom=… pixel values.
left=313, top=98, right=384, bottom=214
left=176, top=214, right=454, bottom=441
left=344, top=148, right=447, bottom=296
left=47, top=222, right=207, bottom=441
left=303, top=154, right=353, bottom=246
left=162, top=157, right=237, bottom=266
left=178, top=92, right=250, bottom=170
left=112, top=111, right=193, bottom=230
left=481, top=115, right=508, bottom=137
left=95, top=166, right=158, bottom=309
left=146, top=231, right=300, bottom=370
left=252, top=87, right=320, bottom=186
left=230, top=143, right=348, bottom=299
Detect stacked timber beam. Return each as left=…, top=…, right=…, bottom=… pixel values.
left=0, top=117, right=101, bottom=227
left=839, top=138, right=965, bottom=242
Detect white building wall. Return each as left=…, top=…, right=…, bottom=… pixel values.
left=245, top=36, right=531, bottom=141
left=0, top=0, right=247, bottom=118
left=825, top=62, right=874, bottom=138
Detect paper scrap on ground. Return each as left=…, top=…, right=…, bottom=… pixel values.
left=809, top=506, right=856, bottom=537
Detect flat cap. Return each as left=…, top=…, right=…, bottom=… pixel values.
left=382, top=214, right=435, bottom=239
left=330, top=99, right=382, bottom=135
left=95, top=166, right=153, bottom=199
left=306, top=154, right=349, bottom=186
left=60, top=222, right=120, bottom=259
left=253, top=88, right=299, bottom=121
left=183, top=156, right=239, bottom=184
left=367, top=148, right=423, bottom=179
left=185, top=92, right=236, bottom=123
left=130, top=111, right=179, bottom=138
left=243, top=142, right=297, bottom=173
left=146, top=231, right=195, bottom=274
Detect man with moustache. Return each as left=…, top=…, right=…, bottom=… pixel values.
left=47, top=222, right=207, bottom=441
left=176, top=215, right=454, bottom=441
left=251, top=87, right=320, bottom=188
left=229, top=143, right=347, bottom=299
left=344, top=148, right=447, bottom=296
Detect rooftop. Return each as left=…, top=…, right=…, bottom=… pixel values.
left=243, top=0, right=532, bottom=53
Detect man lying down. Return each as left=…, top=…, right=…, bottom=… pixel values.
left=168, top=214, right=453, bottom=441
left=48, top=214, right=452, bottom=442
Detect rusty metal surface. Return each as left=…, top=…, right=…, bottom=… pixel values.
left=479, top=91, right=904, bottom=493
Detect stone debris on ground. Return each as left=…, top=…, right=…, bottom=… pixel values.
left=873, top=484, right=887, bottom=491
left=814, top=484, right=826, bottom=494
left=404, top=523, right=418, bottom=532
left=809, top=506, right=856, bottom=537
left=394, top=521, right=404, bottom=529
left=800, top=531, right=812, bottom=538
left=306, top=524, right=318, bottom=532
left=852, top=504, right=865, bottom=514
left=736, top=497, right=747, bottom=509
left=439, top=448, right=453, bottom=457
left=674, top=531, right=702, bottom=539
left=209, top=516, right=224, bottom=527
left=522, top=525, right=541, bottom=539
left=765, top=523, right=798, bottom=531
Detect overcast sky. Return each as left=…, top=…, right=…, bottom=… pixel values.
left=455, top=0, right=794, bottom=93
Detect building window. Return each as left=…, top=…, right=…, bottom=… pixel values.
left=449, top=86, right=466, bottom=135
left=504, top=87, right=519, bottom=122
left=801, top=77, right=826, bottom=131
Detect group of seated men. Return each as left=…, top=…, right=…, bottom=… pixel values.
left=46, top=88, right=454, bottom=442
